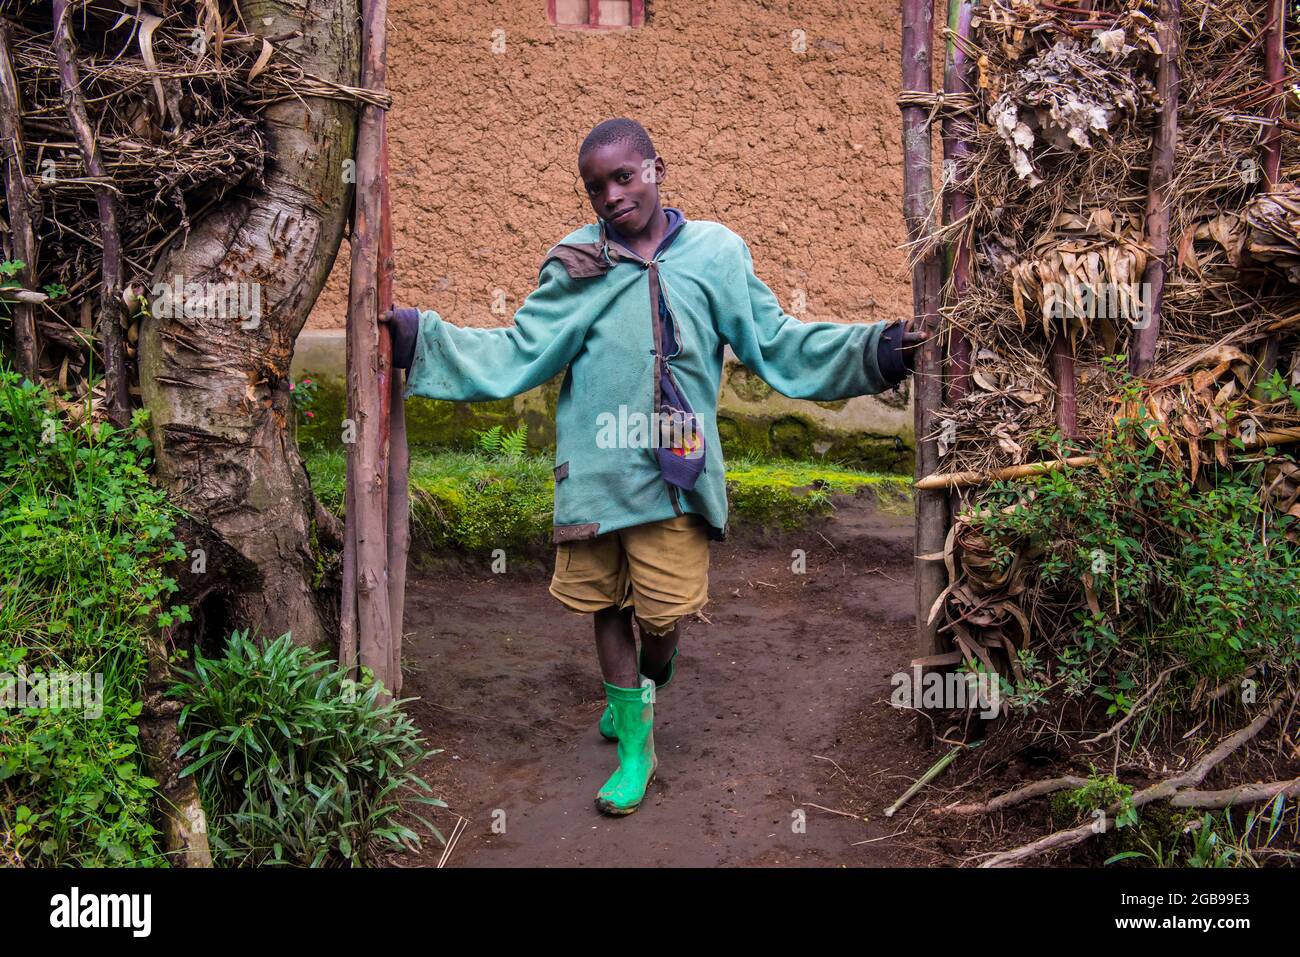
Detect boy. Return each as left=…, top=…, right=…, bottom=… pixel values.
left=383, top=118, right=919, bottom=817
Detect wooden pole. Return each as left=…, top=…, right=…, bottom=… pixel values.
left=339, top=461, right=359, bottom=677
left=344, top=0, right=395, bottom=696
left=0, top=22, right=40, bottom=380
left=916, top=456, right=1098, bottom=491
left=1047, top=0, right=1083, bottom=437
left=1262, top=0, right=1286, bottom=189
left=942, top=0, right=974, bottom=405
left=903, top=0, right=949, bottom=657
left=916, top=427, right=1300, bottom=491
left=1129, top=0, right=1180, bottom=378
left=52, top=0, right=130, bottom=425
left=378, top=116, right=410, bottom=698
left=1255, top=0, right=1287, bottom=387
left=1050, top=332, right=1077, bottom=438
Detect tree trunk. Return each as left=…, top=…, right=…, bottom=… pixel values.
left=139, top=0, right=359, bottom=650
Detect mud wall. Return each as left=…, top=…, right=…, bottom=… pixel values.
left=307, top=0, right=911, bottom=334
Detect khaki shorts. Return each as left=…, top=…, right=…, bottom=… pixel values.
left=548, top=513, right=710, bottom=636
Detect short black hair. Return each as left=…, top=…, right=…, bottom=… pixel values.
left=579, top=118, right=656, bottom=166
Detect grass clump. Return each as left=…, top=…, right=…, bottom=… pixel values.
left=169, top=629, right=445, bottom=867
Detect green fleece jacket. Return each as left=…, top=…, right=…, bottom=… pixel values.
left=402, top=216, right=904, bottom=542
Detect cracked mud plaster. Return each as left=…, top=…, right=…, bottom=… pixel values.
left=308, top=0, right=913, bottom=333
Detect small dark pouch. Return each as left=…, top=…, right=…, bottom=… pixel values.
left=655, top=349, right=705, bottom=491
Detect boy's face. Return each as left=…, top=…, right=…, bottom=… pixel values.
left=579, top=142, right=665, bottom=238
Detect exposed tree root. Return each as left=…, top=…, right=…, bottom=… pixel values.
left=1170, top=777, right=1300, bottom=809
left=312, top=490, right=345, bottom=552
left=936, top=775, right=1089, bottom=816
left=975, top=697, right=1286, bottom=867
left=139, top=631, right=211, bottom=867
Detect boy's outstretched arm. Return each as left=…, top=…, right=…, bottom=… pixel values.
left=382, top=258, right=586, bottom=402
left=715, top=236, right=920, bottom=401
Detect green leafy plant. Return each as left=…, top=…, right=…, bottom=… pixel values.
left=970, top=369, right=1300, bottom=715
left=1062, top=770, right=1134, bottom=822
left=1106, top=796, right=1297, bottom=867
left=1183, top=796, right=1296, bottom=867
left=0, top=259, right=22, bottom=318
left=289, top=375, right=319, bottom=427
left=170, top=630, right=446, bottom=867
left=474, top=423, right=528, bottom=457
left=1257, top=369, right=1300, bottom=414
left=0, top=366, right=188, bottom=865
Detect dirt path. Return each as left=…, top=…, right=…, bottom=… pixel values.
left=399, top=496, right=940, bottom=867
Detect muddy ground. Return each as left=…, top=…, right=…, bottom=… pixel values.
left=386, top=492, right=1300, bottom=868
left=393, top=494, right=989, bottom=867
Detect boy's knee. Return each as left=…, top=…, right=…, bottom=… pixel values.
left=635, top=613, right=680, bottom=638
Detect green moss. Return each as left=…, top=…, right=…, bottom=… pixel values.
left=725, top=457, right=912, bottom=529
left=296, top=369, right=912, bottom=475
left=305, top=448, right=553, bottom=558
left=811, top=398, right=851, bottom=412
left=1045, top=773, right=1194, bottom=866
left=717, top=410, right=913, bottom=474
left=303, top=448, right=913, bottom=556
left=294, top=371, right=562, bottom=456
left=726, top=363, right=775, bottom=403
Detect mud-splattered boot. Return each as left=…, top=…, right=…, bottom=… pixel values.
left=595, top=679, right=658, bottom=816
left=599, top=647, right=677, bottom=741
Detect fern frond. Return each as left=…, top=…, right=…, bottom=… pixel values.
left=475, top=425, right=503, bottom=453
left=501, top=424, right=528, bottom=457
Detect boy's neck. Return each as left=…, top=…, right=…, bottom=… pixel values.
left=609, top=204, right=668, bottom=260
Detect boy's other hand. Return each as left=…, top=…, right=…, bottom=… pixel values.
left=381, top=307, right=422, bottom=371
left=900, top=323, right=926, bottom=372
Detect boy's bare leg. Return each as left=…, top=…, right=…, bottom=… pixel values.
left=639, top=619, right=681, bottom=684
left=593, top=606, right=639, bottom=687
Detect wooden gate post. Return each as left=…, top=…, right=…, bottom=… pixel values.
left=343, top=0, right=397, bottom=696
left=379, top=116, right=411, bottom=698
left=902, top=0, right=949, bottom=657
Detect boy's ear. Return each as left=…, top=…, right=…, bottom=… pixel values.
left=640, top=154, right=665, bottom=186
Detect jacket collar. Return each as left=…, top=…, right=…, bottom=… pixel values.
left=600, top=206, right=686, bottom=265
left=543, top=208, right=686, bottom=280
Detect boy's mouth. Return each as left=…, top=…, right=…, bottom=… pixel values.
left=608, top=206, right=636, bottom=223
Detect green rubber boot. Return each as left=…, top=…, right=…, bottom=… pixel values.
left=595, top=679, right=658, bottom=815
left=599, top=647, right=678, bottom=741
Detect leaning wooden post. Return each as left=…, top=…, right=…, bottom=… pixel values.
left=1129, top=0, right=1180, bottom=377
left=51, top=0, right=130, bottom=424
left=0, top=22, right=40, bottom=380
left=902, top=0, right=949, bottom=656
left=343, top=0, right=395, bottom=696
left=379, top=117, right=410, bottom=698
